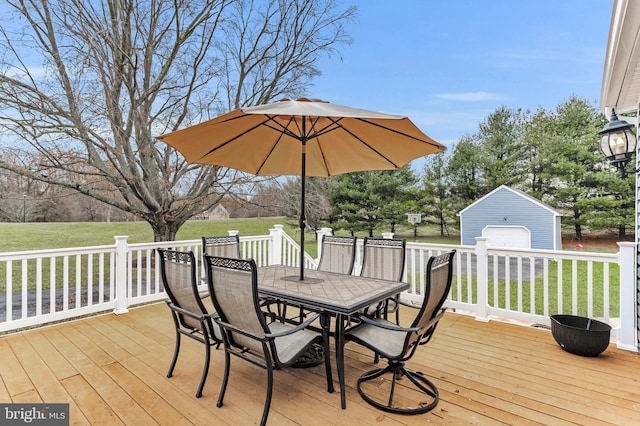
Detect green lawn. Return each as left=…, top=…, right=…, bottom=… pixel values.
left=0, top=218, right=302, bottom=252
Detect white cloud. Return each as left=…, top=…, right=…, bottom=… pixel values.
left=435, top=91, right=507, bottom=102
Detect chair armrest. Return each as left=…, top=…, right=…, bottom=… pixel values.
left=354, top=307, right=447, bottom=333
left=265, top=312, right=321, bottom=338
left=213, top=318, right=269, bottom=342
left=417, top=309, right=447, bottom=345
left=422, top=308, right=446, bottom=330
left=354, top=314, right=421, bottom=333
left=213, top=312, right=321, bottom=342
left=168, top=303, right=210, bottom=322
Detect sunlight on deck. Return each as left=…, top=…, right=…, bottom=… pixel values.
left=1, top=303, right=639, bottom=425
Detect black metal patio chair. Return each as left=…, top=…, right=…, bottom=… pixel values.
left=345, top=250, right=455, bottom=415
left=202, top=235, right=241, bottom=258
left=157, top=248, right=222, bottom=398
left=360, top=237, right=406, bottom=323
left=203, top=254, right=333, bottom=426
left=317, top=234, right=357, bottom=275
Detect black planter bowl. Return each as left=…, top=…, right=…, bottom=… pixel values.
left=550, top=314, right=611, bottom=357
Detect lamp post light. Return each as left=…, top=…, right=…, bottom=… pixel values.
left=22, top=193, right=26, bottom=223
left=600, top=108, right=640, bottom=352
left=599, top=108, right=638, bottom=177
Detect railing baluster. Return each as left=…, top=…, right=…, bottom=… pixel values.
left=0, top=228, right=629, bottom=350
left=572, top=259, right=578, bottom=314
left=587, top=261, right=594, bottom=318
left=75, top=254, right=82, bottom=309
left=21, top=259, right=27, bottom=319
left=36, top=258, right=42, bottom=316
left=63, top=255, right=69, bottom=312
left=7, top=261, right=12, bottom=321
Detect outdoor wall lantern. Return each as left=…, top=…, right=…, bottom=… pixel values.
left=599, top=108, right=637, bottom=177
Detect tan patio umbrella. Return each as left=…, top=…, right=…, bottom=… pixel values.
left=157, top=98, right=445, bottom=281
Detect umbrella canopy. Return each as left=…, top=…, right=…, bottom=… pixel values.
left=157, top=98, right=445, bottom=280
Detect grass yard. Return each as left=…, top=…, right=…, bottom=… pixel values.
left=0, top=217, right=301, bottom=252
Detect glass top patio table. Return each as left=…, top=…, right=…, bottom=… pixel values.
left=257, top=265, right=409, bottom=409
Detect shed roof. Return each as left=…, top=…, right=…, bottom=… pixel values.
left=457, top=185, right=562, bottom=217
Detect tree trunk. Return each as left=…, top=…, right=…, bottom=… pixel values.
left=618, top=225, right=626, bottom=239
left=149, top=216, right=185, bottom=242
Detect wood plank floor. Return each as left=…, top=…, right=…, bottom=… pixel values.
left=1, top=302, right=639, bottom=425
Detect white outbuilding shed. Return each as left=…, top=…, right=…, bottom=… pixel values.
left=457, top=185, right=562, bottom=250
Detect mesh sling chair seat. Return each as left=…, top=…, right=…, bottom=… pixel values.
left=204, top=254, right=333, bottom=426
left=345, top=250, right=456, bottom=415
left=360, top=237, right=406, bottom=322
left=157, top=249, right=223, bottom=398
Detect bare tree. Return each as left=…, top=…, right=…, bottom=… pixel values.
left=280, top=176, right=331, bottom=232
left=0, top=0, right=355, bottom=240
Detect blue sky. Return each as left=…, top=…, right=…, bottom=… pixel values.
left=307, top=0, right=612, bottom=163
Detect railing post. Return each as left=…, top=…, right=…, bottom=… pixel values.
left=617, top=242, right=638, bottom=351
left=269, top=225, right=284, bottom=266
left=113, top=235, right=129, bottom=315
left=317, top=227, right=332, bottom=262
left=474, top=237, right=490, bottom=322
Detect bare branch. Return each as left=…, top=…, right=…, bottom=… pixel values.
left=0, top=0, right=356, bottom=240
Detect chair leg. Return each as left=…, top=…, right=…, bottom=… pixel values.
left=356, top=361, right=439, bottom=415
left=195, top=336, right=211, bottom=398
left=260, top=365, right=274, bottom=426
left=167, top=329, right=181, bottom=378
left=217, top=349, right=231, bottom=408
left=320, top=314, right=334, bottom=393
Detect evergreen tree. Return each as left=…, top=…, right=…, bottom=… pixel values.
left=329, top=167, right=416, bottom=236
left=421, top=153, right=454, bottom=236
left=446, top=135, right=483, bottom=217
left=476, top=106, right=528, bottom=192
left=541, top=97, right=608, bottom=240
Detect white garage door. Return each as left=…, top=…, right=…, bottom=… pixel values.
left=482, top=226, right=531, bottom=249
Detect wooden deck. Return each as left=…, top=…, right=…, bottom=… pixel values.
left=1, top=302, right=639, bottom=425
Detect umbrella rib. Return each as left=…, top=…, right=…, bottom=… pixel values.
left=259, top=114, right=306, bottom=140
left=196, top=115, right=273, bottom=161
left=359, top=117, right=442, bottom=147
left=322, top=117, right=403, bottom=168
left=255, top=129, right=287, bottom=175
left=254, top=115, right=331, bottom=175
left=323, top=117, right=442, bottom=170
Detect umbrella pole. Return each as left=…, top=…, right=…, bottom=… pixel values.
left=299, top=140, right=307, bottom=281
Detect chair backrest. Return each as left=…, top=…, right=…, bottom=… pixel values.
left=408, top=250, right=456, bottom=348
left=203, top=255, right=267, bottom=353
left=317, top=235, right=357, bottom=275
left=157, top=249, right=208, bottom=332
left=360, top=237, right=406, bottom=282
left=202, top=235, right=241, bottom=258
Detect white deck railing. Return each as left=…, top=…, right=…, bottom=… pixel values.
left=0, top=225, right=637, bottom=352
